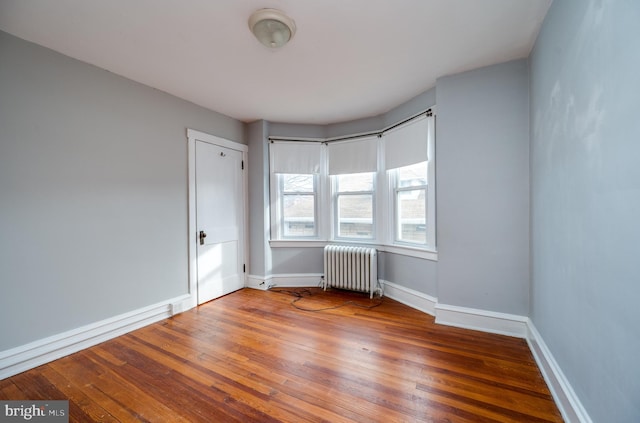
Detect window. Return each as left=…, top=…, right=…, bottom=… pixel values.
left=384, top=112, right=436, bottom=250
left=269, top=141, right=323, bottom=240
left=269, top=109, right=436, bottom=258
left=279, top=174, right=317, bottom=238
left=333, top=173, right=375, bottom=240
left=392, top=162, right=428, bottom=245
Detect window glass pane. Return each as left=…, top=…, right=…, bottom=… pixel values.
left=398, top=189, right=426, bottom=244
left=397, top=161, right=427, bottom=187
left=283, top=194, right=315, bottom=237
left=337, top=172, right=374, bottom=192
left=337, top=194, right=373, bottom=238
left=282, top=174, right=314, bottom=192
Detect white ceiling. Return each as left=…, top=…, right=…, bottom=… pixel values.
left=0, top=0, right=552, bottom=125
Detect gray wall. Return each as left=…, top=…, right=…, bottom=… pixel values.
left=271, top=248, right=324, bottom=275
left=436, top=60, right=530, bottom=315
left=246, top=120, right=271, bottom=277
left=379, top=252, right=438, bottom=294
left=268, top=122, right=326, bottom=139
left=0, top=31, right=244, bottom=350
left=383, top=89, right=436, bottom=128
left=530, top=1, right=640, bottom=421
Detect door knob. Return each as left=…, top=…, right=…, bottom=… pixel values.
left=199, top=230, right=207, bottom=245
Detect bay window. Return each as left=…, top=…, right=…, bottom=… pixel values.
left=269, top=109, right=436, bottom=258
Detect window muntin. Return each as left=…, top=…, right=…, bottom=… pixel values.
left=334, top=173, right=375, bottom=240
left=392, top=161, right=428, bottom=245
left=279, top=174, right=317, bottom=238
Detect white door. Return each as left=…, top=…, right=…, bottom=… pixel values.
left=195, top=140, right=245, bottom=304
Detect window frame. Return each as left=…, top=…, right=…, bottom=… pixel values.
left=331, top=172, right=377, bottom=241
left=273, top=173, right=320, bottom=240
left=390, top=163, right=429, bottom=247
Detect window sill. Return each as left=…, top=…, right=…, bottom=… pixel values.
left=380, top=244, right=438, bottom=261
left=269, top=240, right=328, bottom=248
left=269, top=240, right=438, bottom=261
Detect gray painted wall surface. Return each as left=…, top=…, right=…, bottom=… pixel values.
left=0, top=31, right=243, bottom=350
left=324, top=88, right=435, bottom=139
left=271, top=248, right=324, bottom=275
left=268, top=122, right=326, bottom=139
left=325, top=114, right=384, bottom=139
left=379, top=253, right=437, bottom=295
left=383, top=88, right=436, bottom=127
left=436, top=60, right=530, bottom=315
left=530, top=1, right=640, bottom=421
left=246, top=120, right=271, bottom=277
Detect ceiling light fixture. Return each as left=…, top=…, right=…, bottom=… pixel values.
left=248, top=9, right=296, bottom=49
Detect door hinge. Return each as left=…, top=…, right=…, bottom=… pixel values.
left=241, top=160, right=244, bottom=170
left=243, top=264, right=246, bottom=273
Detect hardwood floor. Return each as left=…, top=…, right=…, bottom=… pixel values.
left=0, top=288, right=563, bottom=422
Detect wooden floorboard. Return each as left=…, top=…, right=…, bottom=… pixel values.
left=0, top=288, right=563, bottom=422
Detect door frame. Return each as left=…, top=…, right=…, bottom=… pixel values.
left=186, top=129, right=249, bottom=310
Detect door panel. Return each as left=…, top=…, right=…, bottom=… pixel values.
left=195, top=141, right=244, bottom=304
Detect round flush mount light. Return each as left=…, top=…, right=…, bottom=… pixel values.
left=248, top=8, right=296, bottom=48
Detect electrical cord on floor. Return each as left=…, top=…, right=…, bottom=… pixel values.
left=269, top=287, right=383, bottom=312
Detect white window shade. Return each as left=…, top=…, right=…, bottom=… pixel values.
left=328, top=136, right=378, bottom=175
left=270, top=141, right=322, bottom=174
left=384, top=114, right=432, bottom=170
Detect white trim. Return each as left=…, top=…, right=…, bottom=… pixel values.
left=187, top=132, right=198, bottom=309
left=381, top=280, right=437, bottom=316
left=380, top=245, right=438, bottom=261
left=269, top=240, right=328, bottom=248
left=526, top=320, right=593, bottom=423
left=187, top=129, right=249, bottom=306
left=169, top=294, right=193, bottom=315
left=247, top=274, right=271, bottom=290
left=434, top=303, right=529, bottom=338
left=187, top=129, right=248, bottom=153
left=0, top=294, right=191, bottom=380
left=269, top=273, right=323, bottom=289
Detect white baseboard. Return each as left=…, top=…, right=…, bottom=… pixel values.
left=170, top=294, right=194, bottom=315
left=434, top=303, right=529, bottom=338
left=0, top=294, right=193, bottom=380
left=380, top=282, right=528, bottom=338
left=381, top=280, right=437, bottom=316
left=246, top=274, right=270, bottom=290
left=269, top=273, right=323, bottom=288
left=526, top=320, right=592, bottom=423
left=246, top=274, right=322, bottom=290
